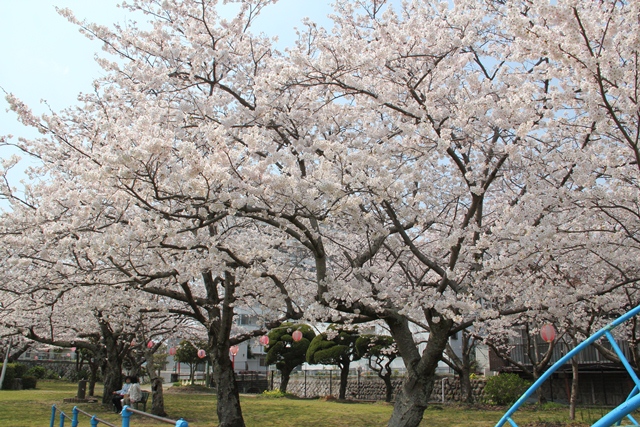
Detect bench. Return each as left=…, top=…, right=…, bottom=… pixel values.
left=133, top=391, right=150, bottom=412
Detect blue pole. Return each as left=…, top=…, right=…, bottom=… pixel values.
left=59, top=411, right=65, bottom=427
left=121, top=405, right=131, bottom=427
left=605, top=331, right=640, bottom=387
left=71, top=407, right=79, bottom=427
left=495, top=304, right=640, bottom=427
left=90, top=415, right=98, bottom=427
left=50, top=405, right=56, bottom=427
left=592, top=392, right=640, bottom=427
left=175, top=418, right=189, bottom=427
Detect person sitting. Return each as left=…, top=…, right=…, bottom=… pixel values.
left=122, top=376, right=142, bottom=410
left=112, top=376, right=132, bottom=413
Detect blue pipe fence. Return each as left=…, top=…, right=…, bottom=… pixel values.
left=495, top=305, right=640, bottom=427
left=50, top=404, right=188, bottom=427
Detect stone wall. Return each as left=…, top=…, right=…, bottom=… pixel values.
left=273, top=372, right=486, bottom=403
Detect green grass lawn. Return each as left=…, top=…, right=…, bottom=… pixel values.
left=0, top=380, right=622, bottom=427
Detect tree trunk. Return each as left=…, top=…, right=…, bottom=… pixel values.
left=386, top=313, right=453, bottom=427
left=570, top=355, right=579, bottom=419
left=151, top=378, right=167, bottom=417
left=101, top=358, right=123, bottom=406
left=339, top=357, right=350, bottom=400
left=279, top=368, right=291, bottom=393
left=88, top=361, right=99, bottom=397
left=388, top=375, right=433, bottom=427
left=383, top=373, right=394, bottom=403
left=212, top=355, right=245, bottom=427
left=459, top=365, right=472, bottom=403
left=144, top=347, right=167, bottom=416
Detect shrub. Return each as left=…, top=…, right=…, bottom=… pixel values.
left=0, top=364, right=17, bottom=390
left=21, top=376, right=38, bottom=389
left=13, top=363, right=27, bottom=379
left=483, top=373, right=531, bottom=406
left=26, top=366, right=47, bottom=379
left=0, top=363, right=28, bottom=390
left=260, top=389, right=294, bottom=398
left=45, top=370, right=61, bottom=380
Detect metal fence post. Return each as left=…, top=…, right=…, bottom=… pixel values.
left=59, top=411, right=65, bottom=427
left=50, top=405, right=56, bottom=427
left=72, top=407, right=79, bottom=427
left=175, top=418, right=189, bottom=427
left=121, top=406, right=131, bottom=427
left=90, top=416, right=98, bottom=427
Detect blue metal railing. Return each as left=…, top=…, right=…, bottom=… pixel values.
left=495, top=304, right=640, bottom=427
left=50, top=404, right=188, bottom=427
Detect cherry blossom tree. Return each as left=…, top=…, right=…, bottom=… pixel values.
left=2, top=1, right=640, bottom=427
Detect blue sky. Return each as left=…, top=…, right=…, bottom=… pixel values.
left=0, top=0, right=335, bottom=186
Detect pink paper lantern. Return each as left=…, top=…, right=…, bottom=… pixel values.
left=70, top=347, right=76, bottom=352
left=197, top=349, right=206, bottom=358
left=292, top=330, right=303, bottom=342
left=169, top=347, right=177, bottom=356
left=34, top=356, right=38, bottom=360
left=66, top=353, right=71, bottom=357
left=259, top=335, right=269, bottom=346
left=147, top=340, right=155, bottom=349
left=540, top=324, right=556, bottom=343
left=229, top=345, right=239, bottom=356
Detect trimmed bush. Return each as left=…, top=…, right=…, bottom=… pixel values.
left=21, top=376, right=38, bottom=389
left=26, top=366, right=47, bottom=379
left=13, top=364, right=27, bottom=379
left=0, top=364, right=16, bottom=390
left=0, top=363, right=27, bottom=390
left=483, top=373, right=531, bottom=406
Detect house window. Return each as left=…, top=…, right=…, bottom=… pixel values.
left=238, top=314, right=258, bottom=325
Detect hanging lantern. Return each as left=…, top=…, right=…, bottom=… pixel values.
left=34, top=355, right=38, bottom=360
left=292, top=330, right=303, bottom=342
left=70, top=347, right=76, bottom=352
left=197, top=349, right=206, bottom=358
left=147, top=340, right=155, bottom=349
left=540, top=324, right=556, bottom=343
left=259, top=335, right=269, bottom=346
left=229, top=345, right=239, bottom=356
left=66, top=353, right=71, bottom=357
left=169, top=347, right=177, bottom=356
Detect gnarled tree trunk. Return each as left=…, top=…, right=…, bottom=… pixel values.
left=386, top=313, right=453, bottom=427
left=151, top=378, right=166, bottom=416
left=212, top=352, right=245, bottom=427
left=279, top=367, right=292, bottom=393
left=338, top=356, right=351, bottom=400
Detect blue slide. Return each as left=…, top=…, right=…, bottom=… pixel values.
left=495, top=305, right=640, bottom=427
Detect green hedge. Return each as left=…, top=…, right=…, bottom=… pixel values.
left=21, top=376, right=38, bottom=389
left=0, top=363, right=31, bottom=390
left=26, top=366, right=47, bottom=379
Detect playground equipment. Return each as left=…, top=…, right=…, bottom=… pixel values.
left=50, top=404, right=188, bottom=427
left=495, top=305, right=640, bottom=427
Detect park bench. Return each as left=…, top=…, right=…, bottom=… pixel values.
left=133, top=390, right=150, bottom=412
